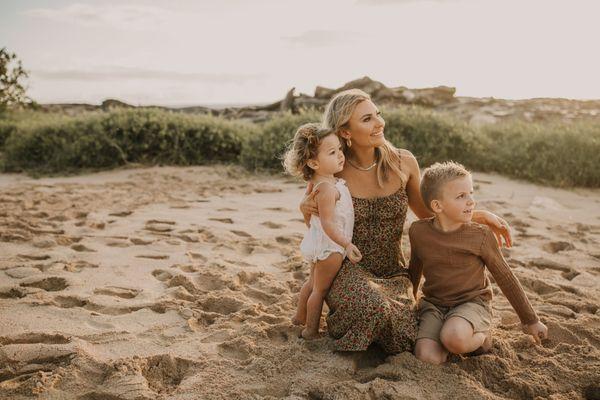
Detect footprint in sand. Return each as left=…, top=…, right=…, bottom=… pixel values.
left=32, top=238, right=56, bottom=249
left=543, top=241, right=575, bottom=253
left=130, top=237, right=154, bottom=245
left=231, top=230, right=252, bottom=238
left=56, top=236, right=82, bottom=246
left=71, top=244, right=97, bottom=252
left=136, top=254, right=169, bottom=260
left=62, top=260, right=99, bottom=273
left=5, top=267, right=42, bottom=279
left=93, top=286, right=141, bottom=299
left=199, top=296, right=245, bottom=315
left=19, top=276, right=68, bottom=292
left=109, top=210, right=133, bottom=217
left=18, top=253, right=51, bottom=261
left=261, top=221, right=284, bottom=229
left=147, top=219, right=176, bottom=225
left=195, top=272, right=231, bottom=291
left=186, top=251, right=207, bottom=262
left=0, top=286, right=27, bottom=299
left=217, top=208, right=237, bottom=212
left=152, top=269, right=173, bottom=282
left=106, top=241, right=130, bottom=248
left=209, top=218, right=234, bottom=224
left=265, top=207, right=287, bottom=212
left=175, top=233, right=199, bottom=243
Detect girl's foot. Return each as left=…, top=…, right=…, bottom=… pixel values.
left=301, top=328, right=320, bottom=340
left=291, top=316, right=305, bottom=326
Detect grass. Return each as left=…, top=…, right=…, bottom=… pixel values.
left=0, top=107, right=598, bottom=187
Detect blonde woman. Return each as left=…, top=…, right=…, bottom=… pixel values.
left=300, top=89, right=511, bottom=353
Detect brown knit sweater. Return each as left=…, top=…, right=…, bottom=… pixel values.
left=408, top=218, right=538, bottom=325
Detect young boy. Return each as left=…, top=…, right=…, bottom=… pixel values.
left=409, top=161, right=548, bottom=364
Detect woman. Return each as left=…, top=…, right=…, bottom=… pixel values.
left=300, top=89, right=511, bottom=353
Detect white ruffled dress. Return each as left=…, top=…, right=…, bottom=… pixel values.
left=300, top=179, right=355, bottom=263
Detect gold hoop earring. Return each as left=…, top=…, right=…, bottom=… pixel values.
left=346, top=138, right=352, bottom=148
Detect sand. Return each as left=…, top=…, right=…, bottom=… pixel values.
left=0, top=165, right=599, bottom=400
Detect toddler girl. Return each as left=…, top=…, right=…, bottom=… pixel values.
left=283, top=123, right=362, bottom=339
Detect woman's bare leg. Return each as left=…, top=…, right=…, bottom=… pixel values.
left=302, top=253, right=343, bottom=339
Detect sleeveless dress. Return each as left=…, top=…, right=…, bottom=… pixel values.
left=324, top=187, right=417, bottom=353
left=300, top=179, right=354, bottom=263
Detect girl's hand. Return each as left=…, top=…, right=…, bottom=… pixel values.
left=299, top=183, right=319, bottom=218
left=345, top=243, right=362, bottom=264
left=474, top=210, right=513, bottom=248
left=522, top=321, right=548, bottom=345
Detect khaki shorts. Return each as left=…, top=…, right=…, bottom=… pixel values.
left=416, top=297, right=492, bottom=344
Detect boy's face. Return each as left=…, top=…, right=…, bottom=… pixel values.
left=432, top=175, right=475, bottom=224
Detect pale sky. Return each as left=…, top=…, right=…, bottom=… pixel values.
left=2, top=0, right=599, bottom=106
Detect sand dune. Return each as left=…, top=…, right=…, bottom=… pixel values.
left=0, top=165, right=599, bottom=399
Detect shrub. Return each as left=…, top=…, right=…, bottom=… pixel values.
left=240, top=110, right=320, bottom=171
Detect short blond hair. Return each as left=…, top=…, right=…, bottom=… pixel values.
left=282, top=122, right=335, bottom=181
left=420, top=161, right=470, bottom=212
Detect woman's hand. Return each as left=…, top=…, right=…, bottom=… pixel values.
left=473, top=210, right=512, bottom=248
left=299, top=183, right=319, bottom=226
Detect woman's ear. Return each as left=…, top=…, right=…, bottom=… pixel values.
left=338, top=130, right=351, bottom=140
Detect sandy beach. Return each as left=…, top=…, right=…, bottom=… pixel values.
left=0, top=165, right=599, bottom=400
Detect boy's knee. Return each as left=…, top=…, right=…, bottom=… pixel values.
left=440, top=330, right=470, bottom=354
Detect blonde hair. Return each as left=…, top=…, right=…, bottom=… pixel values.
left=282, top=122, right=336, bottom=181
left=420, top=161, right=471, bottom=212
left=322, top=89, right=403, bottom=187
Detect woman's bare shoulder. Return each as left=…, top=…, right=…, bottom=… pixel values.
left=397, top=148, right=419, bottom=171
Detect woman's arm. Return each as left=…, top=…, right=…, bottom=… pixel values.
left=402, top=150, right=512, bottom=247
left=402, top=151, right=434, bottom=219
left=472, top=210, right=512, bottom=248
left=299, top=182, right=319, bottom=227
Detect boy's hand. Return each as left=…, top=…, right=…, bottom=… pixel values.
left=346, top=243, right=362, bottom=264
left=522, top=321, right=548, bottom=344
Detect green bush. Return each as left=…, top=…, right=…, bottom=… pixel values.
left=1, top=107, right=599, bottom=188
left=239, top=110, right=320, bottom=171
left=3, top=109, right=254, bottom=174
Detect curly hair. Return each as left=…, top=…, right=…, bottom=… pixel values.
left=282, top=122, right=335, bottom=181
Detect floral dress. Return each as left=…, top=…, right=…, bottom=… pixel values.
left=325, top=187, right=417, bottom=353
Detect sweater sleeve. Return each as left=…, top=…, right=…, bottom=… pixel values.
left=408, top=226, right=423, bottom=299
left=480, top=228, right=539, bottom=325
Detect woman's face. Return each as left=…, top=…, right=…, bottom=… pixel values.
left=343, top=100, right=385, bottom=148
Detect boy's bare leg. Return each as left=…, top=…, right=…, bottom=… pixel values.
left=302, top=253, right=343, bottom=340
left=414, top=338, right=448, bottom=365
left=439, top=317, right=487, bottom=355
left=292, top=263, right=315, bottom=325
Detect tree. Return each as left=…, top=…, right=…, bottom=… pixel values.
left=0, top=47, right=33, bottom=113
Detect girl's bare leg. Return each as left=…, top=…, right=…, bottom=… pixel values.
left=292, top=263, right=315, bottom=325
left=302, top=253, right=343, bottom=340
